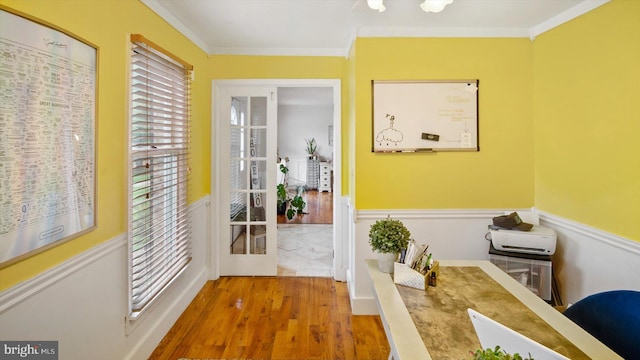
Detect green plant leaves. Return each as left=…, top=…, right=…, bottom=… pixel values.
left=368, top=216, right=411, bottom=253
left=470, top=346, right=533, bottom=360
left=305, top=138, right=317, bottom=155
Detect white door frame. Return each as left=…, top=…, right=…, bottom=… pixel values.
left=210, top=79, right=344, bottom=280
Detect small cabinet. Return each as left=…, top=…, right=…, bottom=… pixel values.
left=306, top=158, right=319, bottom=190
left=319, top=162, right=332, bottom=192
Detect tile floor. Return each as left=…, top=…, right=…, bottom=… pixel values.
left=277, top=224, right=333, bottom=277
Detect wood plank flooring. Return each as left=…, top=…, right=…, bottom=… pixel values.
left=149, top=277, right=390, bottom=360
left=278, top=191, right=333, bottom=224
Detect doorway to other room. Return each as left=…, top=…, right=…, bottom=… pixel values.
left=212, top=80, right=343, bottom=280
left=277, top=191, right=333, bottom=276
left=276, top=86, right=334, bottom=277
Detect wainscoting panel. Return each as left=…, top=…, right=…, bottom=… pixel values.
left=346, top=208, right=640, bottom=315
left=0, top=235, right=129, bottom=359
left=538, top=210, right=640, bottom=306
left=0, top=195, right=211, bottom=360
left=349, top=209, right=512, bottom=314
left=333, top=195, right=350, bottom=282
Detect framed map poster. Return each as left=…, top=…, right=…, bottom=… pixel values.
left=0, top=7, right=97, bottom=267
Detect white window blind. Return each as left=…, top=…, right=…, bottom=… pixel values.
left=129, top=34, right=192, bottom=317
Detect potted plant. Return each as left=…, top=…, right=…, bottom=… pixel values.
left=305, top=138, right=317, bottom=159
left=287, top=187, right=306, bottom=220
left=276, top=164, right=306, bottom=220
left=277, top=164, right=289, bottom=215
left=277, top=183, right=288, bottom=215
left=469, top=346, right=533, bottom=360
left=369, top=215, right=411, bottom=273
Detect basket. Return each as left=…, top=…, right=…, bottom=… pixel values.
left=393, top=261, right=440, bottom=290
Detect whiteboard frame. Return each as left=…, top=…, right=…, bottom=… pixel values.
left=0, top=6, right=98, bottom=268
left=371, top=80, right=479, bottom=153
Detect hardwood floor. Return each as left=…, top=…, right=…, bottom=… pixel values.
left=149, top=277, right=390, bottom=360
left=278, top=190, right=333, bottom=224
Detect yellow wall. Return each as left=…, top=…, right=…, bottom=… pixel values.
left=210, top=55, right=346, bottom=80
left=353, top=38, right=535, bottom=209
left=0, top=0, right=211, bottom=290
left=2, top=0, right=636, bottom=292
left=208, top=55, right=350, bottom=192
left=0, top=1, right=349, bottom=290
left=533, top=0, right=640, bottom=241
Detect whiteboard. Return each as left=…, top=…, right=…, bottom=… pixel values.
left=372, top=80, right=479, bottom=152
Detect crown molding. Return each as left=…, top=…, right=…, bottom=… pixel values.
left=140, top=0, right=211, bottom=54
left=141, top=0, right=611, bottom=56
left=356, top=26, right=530, bottom=39
left=530, top=0, right=610, bottom=40
left=208, top=46, right=348, bottom=57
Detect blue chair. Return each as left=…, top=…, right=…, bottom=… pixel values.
left=563, top=290, right=640, bottom=360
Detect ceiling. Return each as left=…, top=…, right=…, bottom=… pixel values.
left=140, top=0, right=608, bottom=106
left=141, top=0, right=608, bottom=57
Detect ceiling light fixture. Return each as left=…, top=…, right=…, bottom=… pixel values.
left=420, top=0, right=454, bottom=13
left=367, top=0, right=386, bottom=12
left=366, top=0, right=453, bottom=14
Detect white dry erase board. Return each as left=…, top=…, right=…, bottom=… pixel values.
left=372, top=80, right=479, bottom=152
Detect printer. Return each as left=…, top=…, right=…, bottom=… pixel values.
left=490, top=225, right=557, bottom=255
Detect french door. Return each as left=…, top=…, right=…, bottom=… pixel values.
left=218, top=86, right=277, bottom=275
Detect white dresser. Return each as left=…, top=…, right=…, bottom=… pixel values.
left=306, top=158, right=319, bottom=190
left=319, top=162, right=332, bottom=192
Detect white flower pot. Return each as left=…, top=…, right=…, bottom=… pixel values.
left=377, top=252, right=397, bottom=273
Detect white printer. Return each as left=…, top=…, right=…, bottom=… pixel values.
left=490, top=225, right=557, bottom=255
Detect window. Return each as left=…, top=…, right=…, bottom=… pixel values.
left=128, top=34, right=192, bottom=318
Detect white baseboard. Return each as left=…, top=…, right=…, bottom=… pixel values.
left=349, top=296, right=379, bottom=315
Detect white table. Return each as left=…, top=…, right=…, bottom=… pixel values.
left=366, top=259, right=622, bottom=360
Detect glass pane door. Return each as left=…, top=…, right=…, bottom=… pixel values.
left=220, top=87, right=276, bottom=275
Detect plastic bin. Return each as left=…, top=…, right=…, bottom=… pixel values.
left=489, top=250, right=552, bottom=301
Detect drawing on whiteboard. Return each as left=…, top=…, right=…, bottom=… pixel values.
left=375, top=114, right=404, bottom=146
